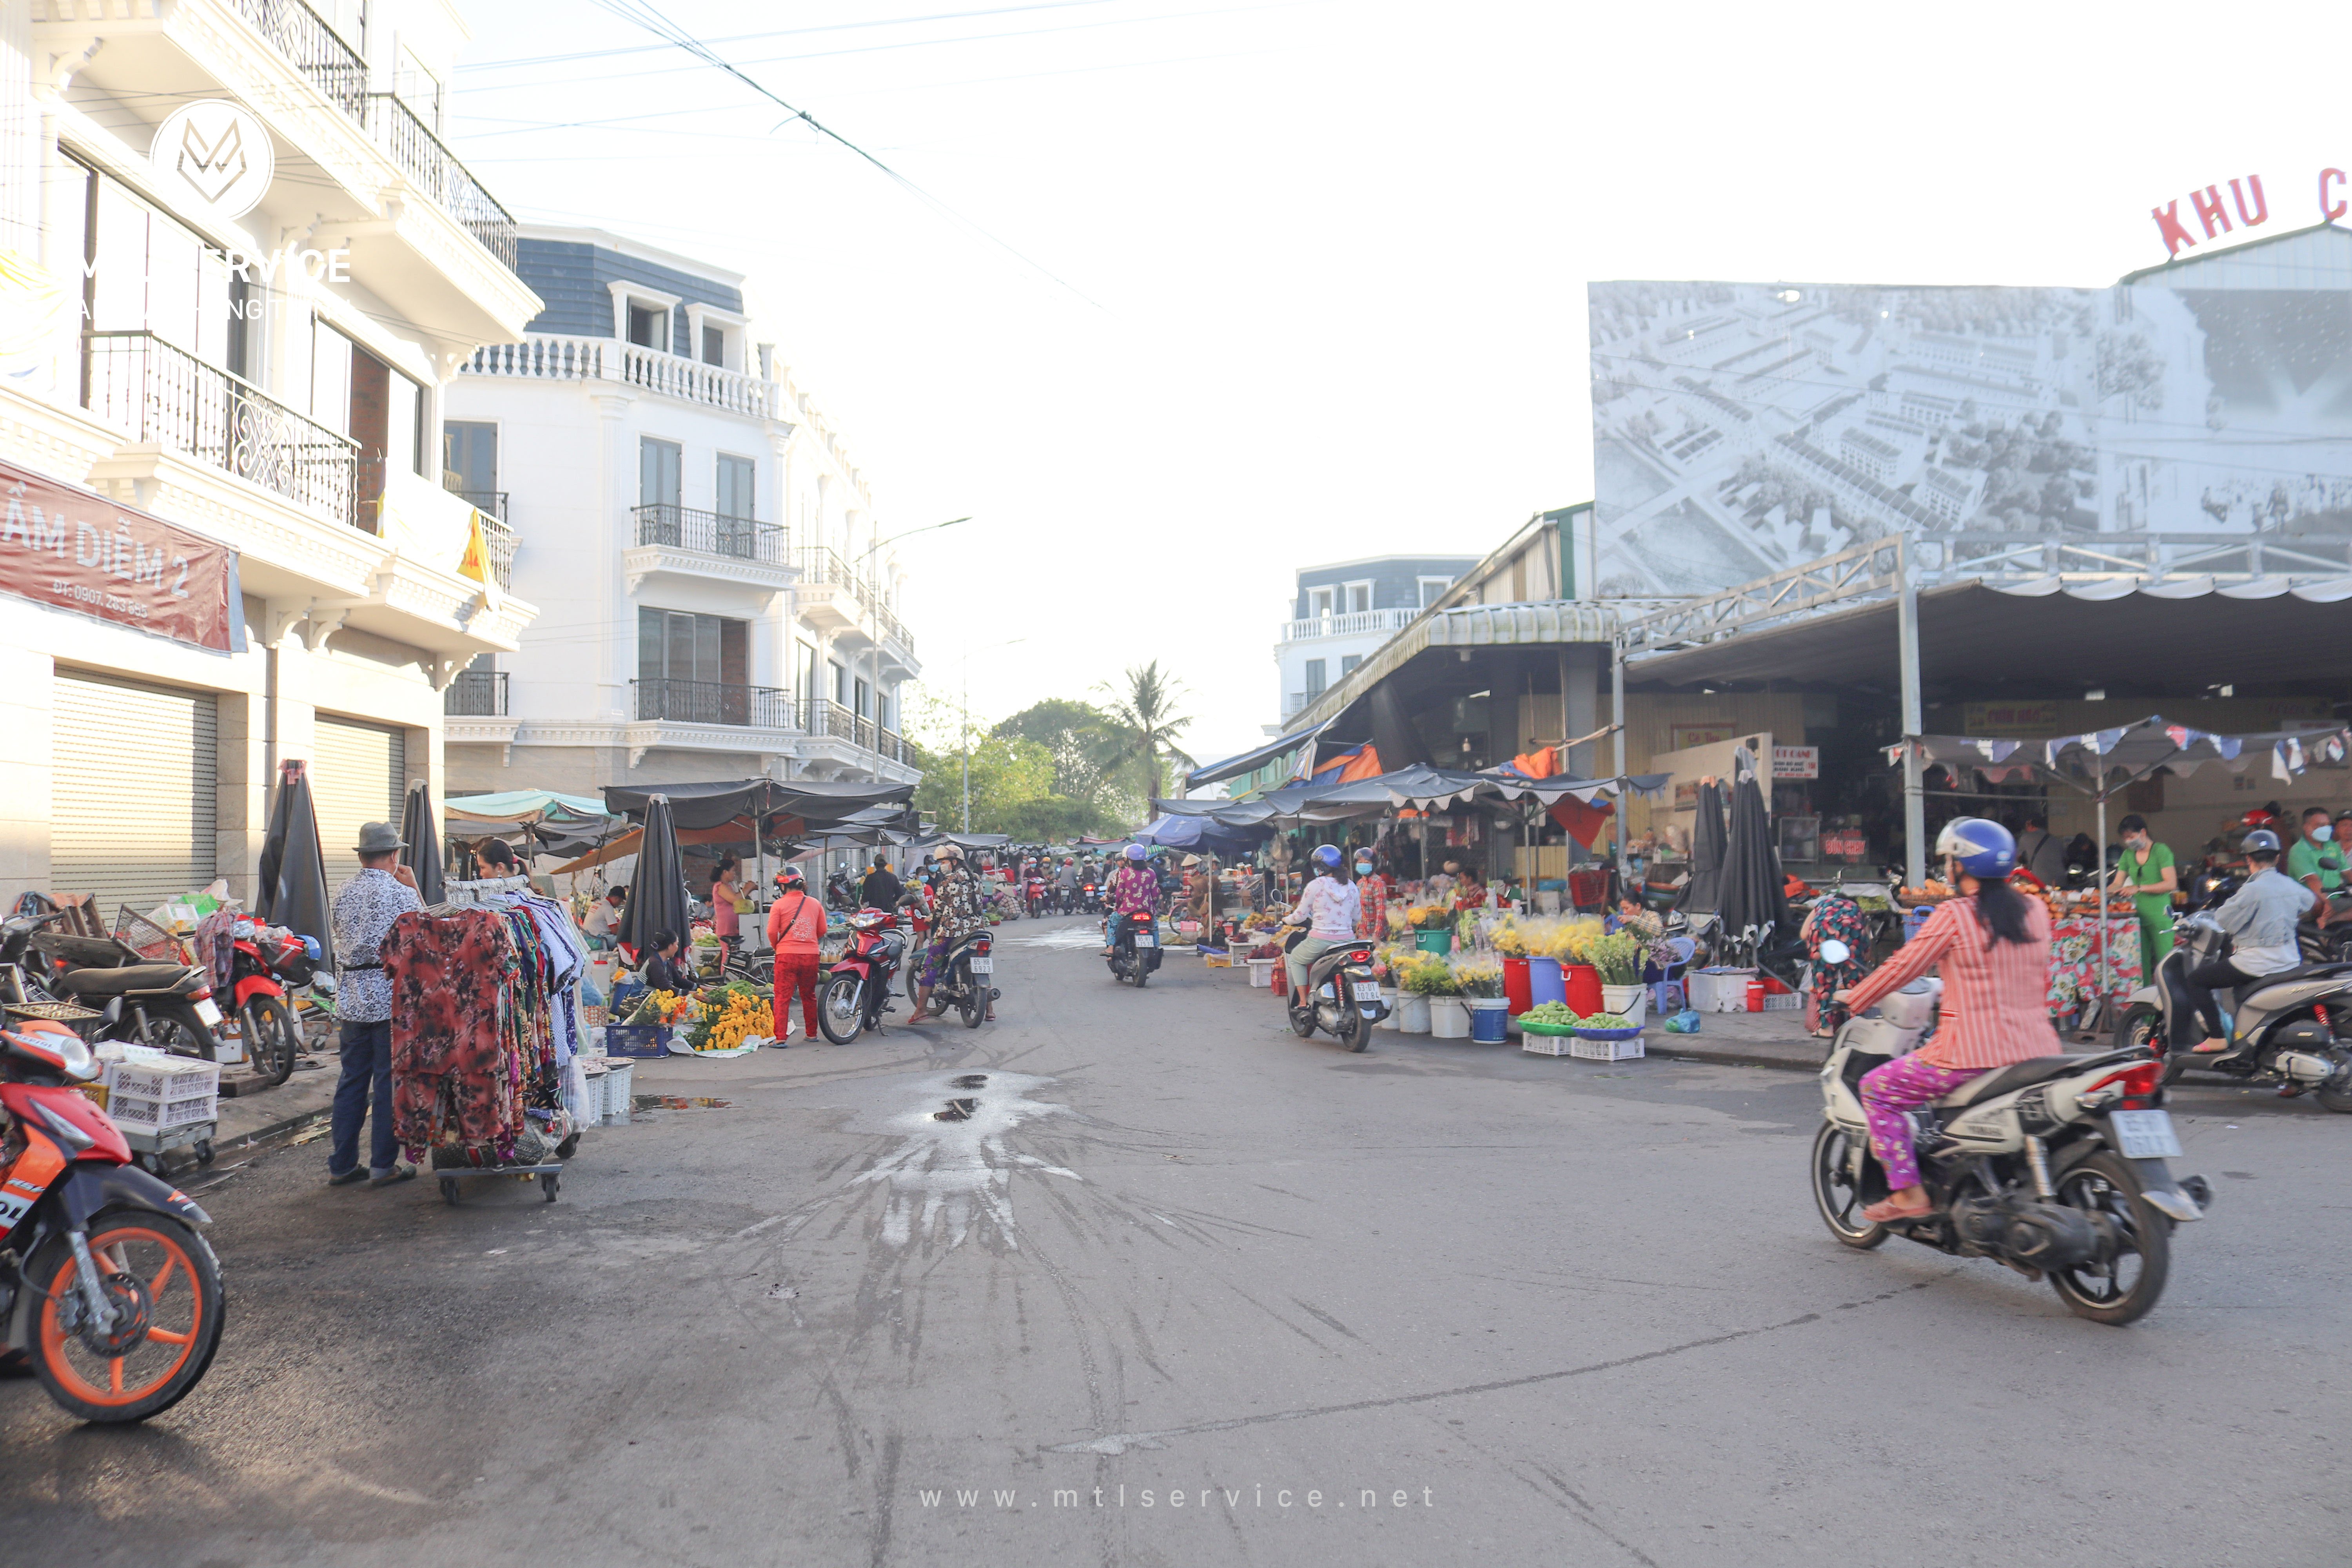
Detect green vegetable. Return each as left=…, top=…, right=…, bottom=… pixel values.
left=1576, top=1012, right=1634, bottom=1029
left=1517, top=1000, right=1581, bottom=1024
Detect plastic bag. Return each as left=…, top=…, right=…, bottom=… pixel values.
left=1662, top=1009, right=1703, bottom=1034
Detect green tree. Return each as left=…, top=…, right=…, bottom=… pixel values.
left=1093, top=661, right=1197, bottom=804
left=992, top=699, right=1138, bottom=832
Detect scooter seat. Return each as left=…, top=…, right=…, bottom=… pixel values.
left=61, top=964, right=189, bottom=995
left=1935, top=1054, right=2096, bottom=1109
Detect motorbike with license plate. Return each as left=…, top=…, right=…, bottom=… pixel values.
left=221, top=917, right=312, bottom=1087
left=1106, top=910, right=1161, bottom=987
left=1025, top=876, right=1048, bottom=918
left=0, top=1013, right=225, bottom=1422
left=0, top=912, right=223, bottom=1062
left=1279, top=929, right=1382, bottom=1053
left=2111, top=912, right=2352, bottom=1110
left=817, top=909, right=907, bottom=1044
left=1811, top=938, right=2210, bottom=1325
left=916, top=927, right=997, bottom=1028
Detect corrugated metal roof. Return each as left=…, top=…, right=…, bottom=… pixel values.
left=1287, top=599, right=1622, bottom=733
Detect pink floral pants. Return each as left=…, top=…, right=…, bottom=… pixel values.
left=1859, top=1054, right=1981, bottom=1190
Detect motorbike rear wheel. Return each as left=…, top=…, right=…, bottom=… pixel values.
left=1289, top=1001, right=1316, bottom=1039
left=817, top=973, right=866, bottom=1045
left=30, top=1210, right=224, bottom=1423
left=958, top=971, right=985, bottom=1029
left=136, top=1004, right=214, bottom=1062
left=242, top=995, right=300, bottom=1086
left=1809, top=1122, right=1887, bottom=1249
left=2049, top=1150, right=2171, bottom=1325
left=1336, top=1002, right=1369, bottom=1052
left=2311, top=1051, right=2352, bottom=1114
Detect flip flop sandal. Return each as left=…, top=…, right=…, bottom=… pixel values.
left=1861, top=1197, right=1933, bottom=1224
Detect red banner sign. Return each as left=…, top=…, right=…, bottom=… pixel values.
left=0, top=458, right=237, bottom=651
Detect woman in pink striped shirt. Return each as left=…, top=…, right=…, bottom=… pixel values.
left=1838, top=818, right=2060, bottom=1224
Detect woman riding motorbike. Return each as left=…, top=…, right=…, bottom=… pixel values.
left=1279, top=844, right=1359, bottom=1005
left=1835, top=817, right=2060, bottom=1224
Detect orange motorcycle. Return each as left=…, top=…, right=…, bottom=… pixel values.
left=0, top=1011, right=224, bottom=1421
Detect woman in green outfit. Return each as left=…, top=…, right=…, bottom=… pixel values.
left=2107, top=813, right=2176, bottom=984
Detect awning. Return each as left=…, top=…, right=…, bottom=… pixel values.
left=1623, top=579, right=2352, bottom=695
left=601, top=777, right=915, bottom=833
left=1288, top=600, right=1622, bottom=735
left=445, top=788, right=612, bottom=826
left=1184, top=717, right=1336, bottom=790
left=1896, top=716, right=2352, bottom=789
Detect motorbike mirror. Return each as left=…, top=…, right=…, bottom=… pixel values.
left=1817, top=939, right=1851, bottom=966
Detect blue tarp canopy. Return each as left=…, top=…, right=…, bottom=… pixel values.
left=1131, top=813, right=1268, bottom=852
left=445, top=788, right=613, bottom=824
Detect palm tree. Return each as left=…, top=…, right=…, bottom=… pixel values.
left=1093, top=661, right=1197, bottom=804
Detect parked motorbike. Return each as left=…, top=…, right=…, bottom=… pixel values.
left=223, top=918, right=311, bottom=1087
left=0, top=914, right=222, bottom=1061
left=2112, top=913, right=2352, bottom=1110
left=1106, top=910, right=1161, bottom=987
left=0, top=1014, right=225, bottom=1421
left=818, top=909, right=907, bottom=1044
left=1812, top=939, right=2209, bottom=1324
left=1279, top=929, right=1383, bottom=1052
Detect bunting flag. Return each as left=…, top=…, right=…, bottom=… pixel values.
left=1548, top=794, right=1615, bottom=849
left=2163, top=724, right=2192, bottom=751
left=455, top=508, right=503, bottom=612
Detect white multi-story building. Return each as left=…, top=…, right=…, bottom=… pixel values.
left=1270, top=554, right=1477, bottom=729
left=0, top=0, right=539, bottom=912
left=440, top=227, right=920, bottom=797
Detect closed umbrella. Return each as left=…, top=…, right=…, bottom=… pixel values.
left=1679, top=779, right=1726, bottom=915
left=1717, top=752, right=1789, bottom=949
left=615, top=793, right=691, bottom=963
left=255, top=759, right=334, bottom=964
left=399, top=779, right=445, bottom=906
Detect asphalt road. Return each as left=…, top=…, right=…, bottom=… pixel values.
left=2, top=915, right=2345, bottom=1567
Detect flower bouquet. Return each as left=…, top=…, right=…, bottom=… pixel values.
left=1450, top=955, right=1504, bottom=999
left=1397, top=951, right=1460, bottom=996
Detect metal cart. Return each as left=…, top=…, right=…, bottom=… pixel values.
left=121, top=1119, right=217, bottom=1175
left=431, top=1160, right=564, bottom=1205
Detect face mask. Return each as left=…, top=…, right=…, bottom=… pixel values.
left=2314, top=825, right=2335, bottom=843
left=1354, top=864, right=1374, bottom=877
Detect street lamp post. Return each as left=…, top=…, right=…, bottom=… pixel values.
left=851, top=517, right=969, bottom=769
left=956, top=635, right=1027, bottom=833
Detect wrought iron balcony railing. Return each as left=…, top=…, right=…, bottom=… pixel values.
left=82, top=331, right=358, bottom=525
left=443, top=670, right=508, bottom=717
left=363, top=94, right=517, bottom=267
left=633, top=679, right=793, bottom=728
left=233, top=0, right=366, bottom=118
left=632, top=503, right=788, bottom=565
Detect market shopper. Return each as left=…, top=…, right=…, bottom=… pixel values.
left=766, top=866, right=826, bottom=1042
left=327, top=822, right=424, bottom=1190
left=1835, top=818, right=2059, bottom=1225
left=910, top=843, right=993, bottom=1024
left=584, top=886, right=626, bottom=948
left=2107, top=814, right=2178, bottom=982
left=711, top=855, right=744, bottom=960
left=1102, top=845, right=1157, bottom=955
left=859, top=855, right=903, bottom=912
left=1353, top=851, right=1390, bottom=941
left=2286, top=806, right=2342, bottom=925
left=2014, top=814, right=2066, bottom=889
left=1280, top=844, right=1360, bottom=1004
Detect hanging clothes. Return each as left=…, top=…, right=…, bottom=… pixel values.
left=383, top=907, right=521, bottom=1159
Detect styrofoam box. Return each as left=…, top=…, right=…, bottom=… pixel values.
left=106, top=1059, right=220, bottom=1103
left=109, top=1091, right=217, bottom=1128
left=1570, top=1034, right=1646, bottom=1062
left=1686, top=969, right=1757, bottom=1013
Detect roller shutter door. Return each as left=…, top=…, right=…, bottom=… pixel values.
left=311, top=716, right=405, bottom=888
left=52, top=671, right=218, bottom=922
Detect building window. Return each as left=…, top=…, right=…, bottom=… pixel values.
left=831, top=663, right=849, bottom=706
left=1419, top=575, right=1454, bottom=609
left=1304, top=659, right=1326, bottom=695
left=640, top=437, right=681, bottom=508
left=638, top=607, right=746, bottom=686
left=626, top=303, right=666, bottom=350
left=702, top=325, right=726, bottom=367
left=716, top=454, right=756, bottom=520
left=854, top=677, right=870, bottom=720
left=799, top=641, right=818, bottom=704
left=1340, top=654, right=1361, bottom=675
left=1310, top=587, right=1334, bottom=619
left=1345, top=582, right=1371, bottom=614
left=443, top=421, right=496, bottom=503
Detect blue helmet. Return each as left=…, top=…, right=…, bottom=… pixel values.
left=1934, top=817, right=2016, bottom=879
left=1125, top=844, right=1148, bottom=861
left=1312, top=844, right=1343, bottom=869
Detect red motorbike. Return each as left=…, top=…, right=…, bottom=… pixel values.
left=224, top=918, right=314, bottom=1087
left=818, top=908, right=908, bottom=1044
left=1024, top=876, right=1047, bottom=918
left=0, top=1014, right=225, bottom=1422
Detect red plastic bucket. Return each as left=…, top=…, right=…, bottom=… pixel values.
left=1502, top=956, right=1532, bottom=1015
left=1563, top=962, right=1604, bottom=1017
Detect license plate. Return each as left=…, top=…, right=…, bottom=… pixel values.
left=2109, top=1109, right=2183, bottom=1159
left=967, top=956, right=993, bottom=975
left=1353, top=982, right=1382, bottom=1001
left=1133, top=935, right=1155, bottom=948
left=193, top=998, right=223, bottom=1026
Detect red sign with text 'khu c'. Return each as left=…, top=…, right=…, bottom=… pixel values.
left=0, top=458, right=236, bottom=652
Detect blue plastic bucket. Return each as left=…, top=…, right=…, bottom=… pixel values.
left=1528, top=956, right=1566, bottom=1006
left=1468, top=1000, right=1509, bottom=1043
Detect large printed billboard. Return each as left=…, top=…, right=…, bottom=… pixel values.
left=1587, top=272, right=2352, bottom=595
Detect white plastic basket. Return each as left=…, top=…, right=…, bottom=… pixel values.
left=1569, top=1033, right=1646, bottom=1062
left=108, top=1091, right=217, bottom=1128
left=602, top=1060, right=636, bottom=1123
left=1246, top=958, right=1278, bottom=988
left=1686, top=968, right=1756, bottom=1013
left=1521, top=1032, right=1577, bottom=1056
left=1762, top=991, right=1802, bottom=1012
left=106, top=1059, right=219, bottom=1103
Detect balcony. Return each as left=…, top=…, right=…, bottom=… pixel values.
left=230, top=0, right=365, bottom=116
left=451, top=489, right=507, bottom=521
left=624, top=504, right=793, bottom=596
left=1278, top=607, right=1417, bottom=644
left=798, top=698, right=920, bottom=779
left=792, top=548, right=915, bottom=670
left=82, top=331, right=356, bottom=526
left=634, top=679, right=794, bottom=728
left=462, top=336, right=788, bottom=419
left=362, top=94, right=518, bottom=269
left=443, top=671, right=508, bottom=717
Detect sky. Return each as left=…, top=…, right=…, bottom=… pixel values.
left=448, top=0, right=2352, bottom=775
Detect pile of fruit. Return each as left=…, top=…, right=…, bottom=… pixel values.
left=1514, top=1002, right=1636, bottom=1029
left=686, top=982, right=773, bottom=1052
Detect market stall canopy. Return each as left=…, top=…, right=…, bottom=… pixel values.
left=1891, top=715, right=2352, bottom=793
left=601, top=778, right=915, bottom=833
left=444, top=788, right=613, bottom=827
left=901, top=831, right=1012, bottom=853
left=1624, top=579, right=2352, bottom=697
left=1183, top=717, right=1337, bottom=791
left=1131, top=813, right=1268, bottom=852
left=1479, top=767, right=1671, bottom=804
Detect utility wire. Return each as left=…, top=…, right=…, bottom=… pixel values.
left=587, top=0, right=1102, bottom=310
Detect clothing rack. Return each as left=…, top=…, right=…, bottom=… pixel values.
left=430, top=875, right=533, bottom=913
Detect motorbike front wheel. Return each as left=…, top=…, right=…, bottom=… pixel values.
left=2049, top=1150, right=2171, bottom=1325
left=31, top=1210, right=225, bottom=1423
left=1809, top=1121, right=1887, bottom=1250
left=242, top=996, right=300, bottom=1086
left=817, top=973, right=867, bottom=1045
left=138, top=1004, right=216, bottom=1062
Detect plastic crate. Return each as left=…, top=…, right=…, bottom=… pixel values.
left=1246, top=958, right=1279, bottom=987
left=1569, top=1031, right=1646, bottom=1062
left=604, top=1024, right=671, bottom=1059
left=109, top=1091, right=218, bottom=1129
left=1686, top=968, right=1757, bottom=1013
left=1521, top=1032, right=1577, bottom=1056
left=1762, top=992, right=1803, bottom=1012
left=107, top=1059, right=219, bottom=1103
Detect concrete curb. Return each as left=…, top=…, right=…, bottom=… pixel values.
left=1646, top=1043, right=1821, bottom=1073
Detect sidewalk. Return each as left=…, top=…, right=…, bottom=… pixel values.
left=1635, top=1008, right=1823, bottom=1072
left=212, top=1059, right=339, bottom=1148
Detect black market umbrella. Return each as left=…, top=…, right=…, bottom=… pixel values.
left=614, top=793, right=691, bottom=963
left=255, top=759, right=333, bottom=965
left=1679, top=778, right=1727, bottom=915
left=1717, top=753, right=1789, bottom=949
left=399, top=780, right=446, bottom=906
